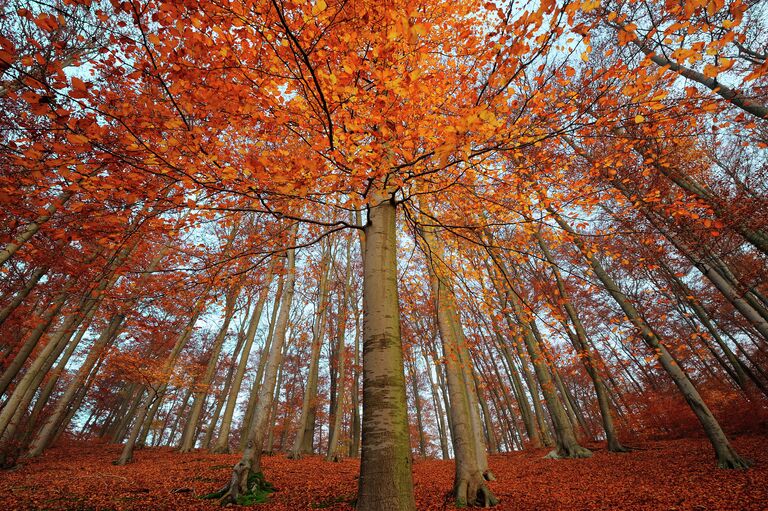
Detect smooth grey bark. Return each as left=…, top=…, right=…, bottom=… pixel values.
left=240, top=272, right=284, bottom=450
left=178, top=283, right=241, bottom=453
left=27, top=313, right=124, bottom=456
left=290, top=242, right=331, bottom=458
left=420, top=222, right=496, bottom=506
left=356, top=196, right=415, bottom=511
left=327, top=239, right=352, bottom=462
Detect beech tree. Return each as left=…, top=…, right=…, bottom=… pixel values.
left=1, top=0, right=766, bottom=508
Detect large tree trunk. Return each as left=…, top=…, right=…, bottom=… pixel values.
left=356, top=195, right=415, bottom=511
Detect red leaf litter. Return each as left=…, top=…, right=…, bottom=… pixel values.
left=1, top=436, right=766, bottom=510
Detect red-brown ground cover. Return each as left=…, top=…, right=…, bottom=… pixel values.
left=1, top=436, right=766, bottom=510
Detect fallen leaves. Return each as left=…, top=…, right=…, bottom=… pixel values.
left=1, top=435, right=767, bottom=510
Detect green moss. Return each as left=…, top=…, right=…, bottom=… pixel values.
left=200, top=487, right=228, bottom=500
left=200, top=471, right=275, bottom=505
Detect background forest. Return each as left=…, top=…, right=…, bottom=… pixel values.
left=0, top=0, right=767, bottom=509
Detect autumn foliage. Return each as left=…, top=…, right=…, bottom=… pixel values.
left=1, top=0, right=767, bottom=508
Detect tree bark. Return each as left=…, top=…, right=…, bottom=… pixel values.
left=356, top=195, right=416, bottom=511
left=27, top=313, right=124, bottom=456
left=219, top=240, right=296, bottom=505
left=290, top=242, right=331, bottom=458
left=420, top=223, right=497, bottom=506
left=178, top=283, right=241, bottom=453
left=212, top=263, right=275, bottom=453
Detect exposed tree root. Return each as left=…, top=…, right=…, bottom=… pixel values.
left=545, top=444, right=593, bottom=459
left=455, top=472, right=498, bottom=508
left=607, top=440, right=632, bottom=453
left=203, top=462, right=275, bottom=506
left=717, top=454, right=753, bottom=470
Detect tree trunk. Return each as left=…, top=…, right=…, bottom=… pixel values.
left=421, top=344, right=450, bottom=460
left=356, top=195, right=416, bottom=511
left=0, top=265, right=48, bottom=328
left=212, top=263, right=275, bottom=453
left=290, top=242, right=331, bottom=458
left=550, top=206, right=750, bottom=469
left=178, top=283, right=241, bottom=453
left=0, top=190, right=74, bottom=268
left=27, top=313, right=124, bottom=457
left=240, top=273, right=284, bottom=450
left=219, top=240, right=296, bottom=505
left=327, top=239, right=352, bottom=462
left=420, top=223, right=497, bottom=506
left=534, top=230, right=627, bottom=451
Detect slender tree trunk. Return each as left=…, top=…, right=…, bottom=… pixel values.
left=202, top=327, right=248, bottom=450
left=27, top=314, right=124, bottom=456
left=220, top=241, right=296, bottom=505
left=407, top=357, right=427, bottom=459
left=0, top=288, right=69, bottom=396
left=22, top=315, right=94, bottom=446
left=549, top=206, right=750, bottom=468
left=493, top=327, right=540, bottom=448
left=350, top=210, right=364, bottom=459
left=240, top=273, right=284, bottom=450
left=213, top=264, right=275, bottom=453
left=420, top=223, right=497, bottom=506
left=290, top=243, right=331, bottom=458
left=179, top=285, right=241, bottom=453
left=265, top=340, right=288, bottom=454
left=534, top=230, right=627, bottom=451
left=327, top=239, right=352, bottom=462
left=0, top=190, right=74, bottom=268
left=0, top=265, right=48, bottom=328
left=422, top=345, right=450, bottom=459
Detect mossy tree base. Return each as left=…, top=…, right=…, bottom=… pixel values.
left=203, top=466, right=275, bottom=506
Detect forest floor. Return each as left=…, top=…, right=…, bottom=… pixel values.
left=0, top=435, right=766, bottom=510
